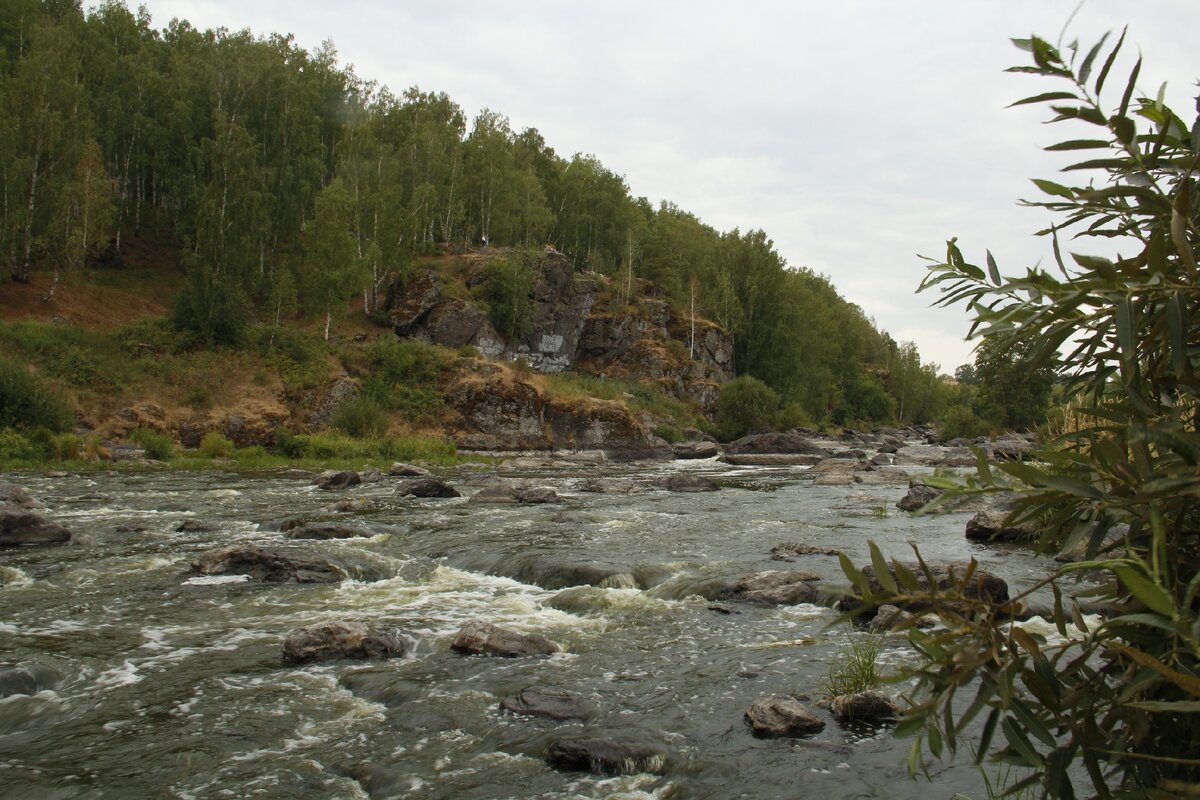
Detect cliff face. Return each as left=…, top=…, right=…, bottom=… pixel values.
left=387, top=251, right=733, bottom=412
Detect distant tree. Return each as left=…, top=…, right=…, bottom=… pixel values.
left=478, top=256, right=534, bottom=340
left=716, top=376, right=780, bottom=440
left=44, top=138, right=114, bottom=301
left=304, top=179, right=357, bottom=340
left=972, top=336, right=1055, bottom=430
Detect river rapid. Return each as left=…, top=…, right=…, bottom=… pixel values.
left=0, top=458, right=1066, bottom=799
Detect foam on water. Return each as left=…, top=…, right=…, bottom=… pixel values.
left=0, top=566, right=33, bottom=589
left=184, top=574, right=251, bottom=586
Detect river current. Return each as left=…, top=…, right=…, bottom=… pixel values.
left=0, top=458, right=1066, bottom=799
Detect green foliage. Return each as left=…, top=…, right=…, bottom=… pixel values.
left=653, top=423, right=683, bottom=443
left=823, top=632, right=885, bottom=697
left=171, top=265, right=249, bottom=348
left=0, top=428, right=46, bottom=461
left=330, top=396, right=390, bottom=438
left=130, top=426, right=175, bottom=461
left=543, top=372, right=703, bottom=429
left=477, top=256, right=534, bottom=339
left=272, top=431, right=458, bottom=464
left=359, top=337, right=447, bottom=421
left=972, top=337, right=1056, bottom=431
left=198, top=431, right=234, bottom=458
left=716, top=376, right=780, bottom=440
left=898, top=32, right=1200, bottom=798
left=938, top=405, right=991, bottom=442
left=775, top=402, right=815, bottom=431
left=0, top=357, right=73, bottom=432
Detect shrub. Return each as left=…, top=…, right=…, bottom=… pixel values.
left=0, top=428, right=45, bottom=461
left=0, top=358, right=74, bottom=432
left=130, top=427, right=175, bottom=461
left=273, top=428, right=307, bottom=459
left=937, top=405, right=990, bottom=442
left=653, top=423, right=683, bottom=443
left=199, top=431, right=234, bottom=458
left=823, top=633, right=884, bottom=697
left=170, top=265, right=249, bottom=348
left=715, top=376, right=780, bottom=440
left=330, top=396, right=390, bottom=439
left=776, top=402, right=814, bottom=431
left=477, top=256, right=534, bottom=339
left=50, top=432, right=81, bottom=461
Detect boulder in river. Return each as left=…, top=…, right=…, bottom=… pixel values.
left=0, top=509, right=72, bottom=546
left=965, top=495, right=1039, bottom=542
left=500, top=687, right=591, bottom=720
left=285, top=521, right=376, bottom=540
left=828, top=691, right=899, bottom=725
left=0, top=662, right=62, bottom=698
left=0, top=483, right=39, bottom=510
left=191, top=545, right=390, bottom=583
left=715, top=570, right=822, bottom=605
left=671, top=440, right=719, bottom=459
left=396, top=477, right=461, bottom=498
left=470, top=482, right=561, bottom=504
left=744, top=695, right=826, bottom=737
left=175, top=519, right=215, bottom=532
left=770, top=542, right=841, bottom=560
left=659, top=473, right=719, bottom=493
left=545, top=738, right=668, bottom=775
left=726, top=431, right=831, bottom=458
left=578, top=478, right=640, bottom=494
left=896, top=480, right=942, bottom=512
left=839, top=560, right=1009, bottom=617
left=450, top=621, right=559, bottom=657
left=314, top=470, right=362, bottom=490
left=389, top=462, right=431, bottom=477
left=281, top=620, right=410, bottom=664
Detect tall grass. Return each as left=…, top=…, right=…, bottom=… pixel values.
left=823, top=633, right=885, bottom=697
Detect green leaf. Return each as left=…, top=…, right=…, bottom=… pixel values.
left=1111, top=564, right=1176, bottom=617
left=976, top=708, right=1000, bottom=764
left=869, top=541, right=896, bottom=594
left=1078, top=31, right=1110, bottom=85
left=1111, top=115, right=1135, bottom=145
left=1118, top=57, right=1142, bottom=118
left=1031, top=179, right=1074, bottom=199
left=1116, top=297, right=1136, bottom=365
left=1009, top=91, right=1079, bottom=107
left=1044, top=139, right=1112, bottom=151
left=985, top=250, right=1001, bottom=285
left=839, top=552, right=872, bottom=598
left=1094, top=27, right=1126, bottom=95
left=1127, top=700, right=1200, bottom=712
left=1002, top=716, right=1046, bottom=768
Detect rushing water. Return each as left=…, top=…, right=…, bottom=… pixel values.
left=0, top=458, right=1070, bottom=799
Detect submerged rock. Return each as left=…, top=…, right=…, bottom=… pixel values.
left=659, top=473, right=719, bottom=493
left=190, top=545, right=391, bottom=583
left=174, top=519, right=215, bottom=532
left=396, top=477, right=461, bottom=498
left=285, top=521, right=376, bottom=540
left=716, top=570, right=822, bottom=605
left=770, top=542, right=841, bottom=560
left=339, top=669, right=423, bottom=707
left=744, top=696, right=826, bottom=737
left=545, top=738, right=668, bottom=775
left=314, top=470, right=362, bottom=490
left=0, top=509, right=72, bottom=546
left=578, top=478, right=640, bottom=494
left=450, top=621, right=559, bottom=657
left=0, top=484, right=39, bottom=510
left=470, top=483, right=561, bottom=504
left=0, top=662, right=62, bottom=697
left=500, top=687, right=591, bottom=720
left=281, top=620, right=409, bottom=664
left=828, top=691, right=899, bottom=725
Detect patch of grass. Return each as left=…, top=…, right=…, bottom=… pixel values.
left=330, top=396, right=390, bottom=438
left=0, top=356, right=74, bottom=432
left=823, top=633, right=885, bottom=697
left=199, top=432, right=234, bottom=458
left=359, top=338, right=449, bottom=422
left=544, top=371, right=703, bottom=428
left=130, top=426, right=175, bottom=461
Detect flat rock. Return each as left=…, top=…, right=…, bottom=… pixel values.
left=770, top=542, right=841, bottom=560
left=726, top=432, right=831, bottom=457
left=828, top=691, right=899, bottom=725
left=389, top=462, right=430, bottom=477
left=285, top=521, right=375, bottom=540
left=314, top=470, right=362, bottom=490
left=745, top=695, right=826, bottom=737
left=190, top=545, right=390, bottom=583
left=500, top=687, right=591, bottom=720
left=175, top=519, right=215, bottom=532
left=396, top=477, right=461, bottom=498
left=450, top=621, right=559, bottom=657
left=0, top=509, right=72, bottom=546
left=716, top=570, right=822, bottom=605
left=659, top=473, right=719, bottom=493
left=672, top=440, right=719, bottom=459
left=281, top=620, right=409, bottom=664
left=546, top=738, right=668, bottom=775
left=578, top=478, right=640, bottom=493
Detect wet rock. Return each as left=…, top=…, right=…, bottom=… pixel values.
left=0, top=484, right=39, bottom=510
left=396, top=477, right=461, bottom=498
left=965, top=494, right=1038, bottom=542
left=896, top=480, right=942, bottom=512
left=190, top=545, right=390, bottom=583
left=285, top=522, right=375, bottom=540
left=707, top=604, right=740, bottom=615
left=870, top=452, right=895, bottom=466
left=500, top=687, right=591, bottom=720
left=546, top=738, right=668, bottom=776
left=716, top=570, right=822, bottom=605
left=389, top=462, right=430, bottom=477
left=828, top=691, right=899, bottom=725
left=578, top=478, right=640, bottom=493
left=0, top=662, right=62, bottom=698
left=867, top=604, right=934, bottom=633
left=174, top=519, right=215, bottom=532
left=770, top=542, right=841, bottom=560
left=314, top=470, right=362, bottom=490
left=855, top=466, right=912, bottom=485
left=745, top=696, right=826, bottom=737
left=450, top=621, right=559, bottom=657
left=659, top=473, right=719, bottom=493
left=839, top=560, right=1009, bottom=617
left=339, top=669, right=423, bottom=707
left=470, top=483, right=561, bottom=504
left=672, top=440, right=719, bottom=459
left=893, top=444, right=976, bottom=468
left=331, top=499, right=376, bottom=513
left=359, top=468, right=384, bottom=484
left=0, top=509, right=72, bottom=546
left=281, top=620, right=409, bottom=664
left=809, top=458, right=867, bottom=486
left=726, top=432, right=832, bottom=458
left=722, top=453, right=825, bottom=466
left=985, top=434, right=1037, bottom=462
left=45, top=470, right=69, bottom=478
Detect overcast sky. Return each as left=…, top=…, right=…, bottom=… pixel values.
left=126, top=0, right=1195, bottom=371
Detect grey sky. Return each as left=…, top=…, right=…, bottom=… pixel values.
left=137, top=0, right=1196, bottom=371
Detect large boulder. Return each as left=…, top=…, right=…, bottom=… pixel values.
left=715, top=570, right=822, bottom=605
left=659, top=473, right=719, bottom=493
left=389, top=462, right=430, bottom=477
left=450, top=621, right=559, bottom=657
left=726, top=432, right=831, bottom=458
left=545, top=738, right=668, bottom=776
left=0, top=509, right=72, bottom=546
left=396, top=477, right=461, bottom=498
left=388, top=269, right=441, bottom=335
left=500, top=688, right=591, bottom=721
left=770, top=542, right=840, bottom=560
left=744, top=696, right=826, bottom=737
left=190, top=545, right=390, bottom=584
left=314, top=470, right=362, bottom=491
left=671, top=440, right=719, bottom=460
left=281, top=621, right=409, bottom=664
left=828, top=692, right=899, bottom=725
left=0, top=662, right=62, bottom=698
left=285, top=522, right=376, bottom=540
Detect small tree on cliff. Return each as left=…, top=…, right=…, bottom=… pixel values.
left=851, top=31, right=1200, bottom=798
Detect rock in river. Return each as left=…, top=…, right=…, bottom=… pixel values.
left=285, top=521, right=376, bottom=540
left=1, top=509, right=72, bottom=546
left=450, top=621, right=559, bottom=657
left=396, top=477, right=462, bottom=498
left=500, top=687, right=591, bottom=720
left=828, top=691, right=899, bottom=725
left=546, top=738, right=668, bottom=775
left=659, top=473, right=719, bottom=493
left=281, top=620, right=410, bottom=664
left=896, top=480, right=942, bottom=512
left=715, top=570, right=822, bottom=605
left=314, top=470, right=362, bottom=490
left=745, top=696, right=826, bottom=737
left=191, top=545, right=391, bottom=583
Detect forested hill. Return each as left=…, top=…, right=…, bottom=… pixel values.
left=1, top=0, right=947, bottom=427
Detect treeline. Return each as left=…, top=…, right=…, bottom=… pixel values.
left=0, top=0, right=949, bottom=426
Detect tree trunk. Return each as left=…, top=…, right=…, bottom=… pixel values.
left=324, top=309, right=332, bottom=341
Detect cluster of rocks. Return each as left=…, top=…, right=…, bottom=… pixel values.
left=0, top=484, right=72, bottom=547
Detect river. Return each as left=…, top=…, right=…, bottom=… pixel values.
left=0, top=457, right=1067, bottom=799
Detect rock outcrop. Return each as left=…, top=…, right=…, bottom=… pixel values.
left=281, top=621, right=410, bottom=664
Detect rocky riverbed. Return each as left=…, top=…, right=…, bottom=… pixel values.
left=0, top=439, right=1087, bottom=799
